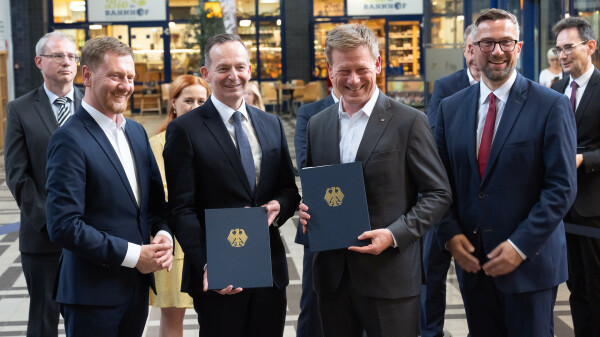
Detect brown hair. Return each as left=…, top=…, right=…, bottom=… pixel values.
left=552, top=16, right=596, bottom=42
left=472, top=9, right=520, bottom=41
left=157, top=75, right=211, bottom=133
left=81, top=36, right=134, bottom=71
left=325, top=24, right=380, bottom=65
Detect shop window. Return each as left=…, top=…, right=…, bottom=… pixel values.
left=574, top=2, right=600, bottom=68
left=52, top=0, right=85, bottom=23
left=313, top=0, right=344, bottom=17
left=431, top=0, right=462, bottom=15
left=169, top=0, right=200, bottom=21
left=170, top=23, right=201, bottom=79
left=313, top=22, right=344, bottom=78
left=429, top=16, right=462, bottom=45
left=258, top=0, right=279, bottom=17
left=258, top=21, right=281, bottom=79
left=237, top=0, right=256, bottom=17
left=238, top=20, right=258, bottom=78
left=131, top=27, right=165, bottom=82
left=55, top=29, right=86, bottom=84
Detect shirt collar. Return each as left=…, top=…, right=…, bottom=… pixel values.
left=338, top=89, right=379, bottom=118
left=211, top=95, right=250, bottom=124
left=82, top=100, right=126, bottom=131
left=43, top=83, right=75, bottom=104
left=331, top=92, right=339, bottom=103
left=467, top=68, right=478, bottom=85
left=479, top=70, right=517, bottom=105
left=570, top=64, right=594, bottom=88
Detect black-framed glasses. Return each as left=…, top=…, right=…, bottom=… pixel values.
left=552, top=40, right=588, bottom=56
left=39, top=53, right=80, bottom=63
left=474, top=40, right=518, bottom=53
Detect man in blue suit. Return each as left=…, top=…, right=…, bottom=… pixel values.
left=435, top=9, right=577, bottom=337
left=420, top=23, right=480, bottom=337
left=294, top=85, right=339, bottom=337
left=46, top=36, right=173, bottom=337
left=163, top=34, right=300, bottom=337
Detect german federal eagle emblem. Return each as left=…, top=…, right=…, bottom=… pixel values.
left=324, top=187, right=344, bottom=207
left=227, top=228, right=248, bottom=247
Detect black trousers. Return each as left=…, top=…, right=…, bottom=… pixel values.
left=565, top=209, right=600, bottom=337
left=193, top=286, right=287, bottom=337
left=21, top=252, right=61, bottom=337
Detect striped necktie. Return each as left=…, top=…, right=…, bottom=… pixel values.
left=232, top=111, right=256, bottom=193
left=54, top=97, right=71, bottom=127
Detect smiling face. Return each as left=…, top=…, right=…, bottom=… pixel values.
left=82, top=52, right=135, bottom=116
left=35, top=37, right=78, bottom=88
left=200, top=41, right=251, bottom=110
left=471, top=19, right=522, bottom=89
left=172, top=84, right=208, bottom=116
left=556, top=27, right=595, bottom=79
left=327, top=45, right=381, bottom=115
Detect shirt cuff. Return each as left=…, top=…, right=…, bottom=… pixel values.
left=507, top=239, right=527, bottom=260
left=386, top=228, right=398, bottom=248
left=122, top=242, right=141, bottom=268
left=155, top=230, right=173, bottom=245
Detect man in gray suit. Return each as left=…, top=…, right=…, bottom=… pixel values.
left=4, top=31, right=82, bottom=337
left=298, top=24, right=452, bottom=337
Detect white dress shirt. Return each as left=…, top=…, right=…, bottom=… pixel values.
left=467, top=68, right=479, bottom=85
left=83, top=101, right=172, bottom=268
left=476, top=71, right=526, bottom=260
left=564, top=64, right=594, bottom=111
left=44, top=83, right=75, bottom=123
left=213, top=95, right=262, bottom=186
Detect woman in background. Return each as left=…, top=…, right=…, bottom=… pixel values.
left=244, top=81, right=266, bottom=111
left=539, top=48, right=563, bottom=87
left=149, top=75, right=210, bottom=337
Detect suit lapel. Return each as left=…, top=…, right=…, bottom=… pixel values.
left=575, top=68, right=600, bottom=127
left=124, top=122, right=144, bottom=208
left=248, top=105, right=268, bottom=196
left=355, top=92, right=392, bottom=165
left=461, top=69, right=471, bottom=88
left=78, top=108, right=138, bottom=207
left=201, top=99, right=253, bottom=196
left=482, top=74, right=528, bottom=183
left=73, top=87, right=83, bottom=111
left=320, top=104, right=342, bottom=164
left=33, top=86, right=59, bottom=135
left=463, top=84, right=480, bottom=179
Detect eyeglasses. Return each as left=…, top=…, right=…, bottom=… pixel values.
left=39, top=53, right=80, bottom=63
left=474, top=40, right=518, bottom=53
left=552, top=40, right=588, bottom=56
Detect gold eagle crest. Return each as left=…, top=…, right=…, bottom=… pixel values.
left=227, top=228, right=248, bottom=247
left=324, top=187, right=344, bottom=207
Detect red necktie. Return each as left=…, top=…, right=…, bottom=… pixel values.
left=479, top=93, right=497, bottom=178
left=570, top=81, right=579, bottom=113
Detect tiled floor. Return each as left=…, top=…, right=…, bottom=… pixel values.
left=0, top=113, right=575, bottom=336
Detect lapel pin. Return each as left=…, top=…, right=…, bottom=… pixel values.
left=380, top=118, right=385, bottom=122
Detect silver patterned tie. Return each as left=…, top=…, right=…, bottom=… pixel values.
left=54, top=97, right=71, bottom=127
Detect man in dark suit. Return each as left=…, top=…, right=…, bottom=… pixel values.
left=294, top=86, right=339, bottom=337
left=4, top=31, right=82, bottom=337
left=435, top=9, right=577, bottom=337
left=551, top=17, right=600, bottom=337
left=163, top=34, right=300, bottom=337
left=420, top=24, right=480, bottom=337
left=298, top=24, right=452, bottom=337
left=45, top=36, right=173, bottom=337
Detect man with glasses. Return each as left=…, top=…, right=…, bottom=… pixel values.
left=551, top=17, right=600, bottom=337
left=435, top=9, right=577, bottom=336
left=4, top=31, right=83, bottom=337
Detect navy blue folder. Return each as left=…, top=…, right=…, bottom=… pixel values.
left=205, top=207, right=273, bottom=289
left=300, top=161, right=371, bottom=252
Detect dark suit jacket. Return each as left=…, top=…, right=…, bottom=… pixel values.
left=5, top=85, right=83, bottom=254
left=46, top=107, right=169, bottom=305
left=552, top=68, right=600, bottom=218
left=163, top=97, right=300, bottom=296
left=427, top=69, right=471, bottom=132
left=436, top=73, right=577, bottom=294
left=305, top=91, right=452, bottom=299
left=293, top=95, right=335, bottom=245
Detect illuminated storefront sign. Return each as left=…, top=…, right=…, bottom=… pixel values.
left=88, top=0, right=167, bottom=22
left=347, top=0, right=423, bottom=16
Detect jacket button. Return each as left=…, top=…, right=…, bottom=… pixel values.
left=478, top=192, right=486, bottom=199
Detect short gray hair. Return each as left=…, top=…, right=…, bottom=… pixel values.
left=547, top=47, right=557, bottom=59
left=203, top=33, right=249, bottom=69
left=463, top=24, right=476, bottom=49
left=325, top=24, right=380, bottom=65
left=35, top=31, right=76, bottom=56
left=472, top=9, right=520, bottom=42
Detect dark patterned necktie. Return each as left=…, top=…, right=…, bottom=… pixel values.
left=232, top=111, right=256, bottom=193
left=570, top=81, right=579, bottom=113
left=54, top=97, right=71, bottom=126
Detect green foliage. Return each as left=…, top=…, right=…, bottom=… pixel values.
left=186, top=4, right=226, bottom=67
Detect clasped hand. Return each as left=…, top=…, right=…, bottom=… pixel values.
left=446, top=234, right=523, bottom=276
left=135, top=234, right=173, bottom=274
left=299, top=203, right=393, bottom=255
